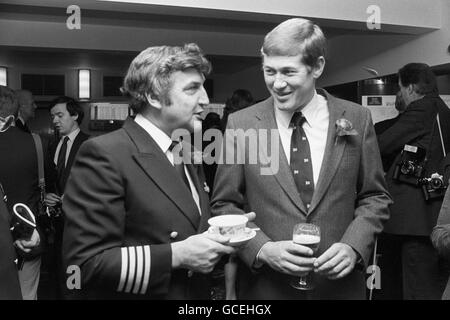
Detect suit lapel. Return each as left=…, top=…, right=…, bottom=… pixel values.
left=256, top=98, right=308, bottom=215
left=308, top=90, right=347, bottom=213
left=124, top=119, right=201, bottom=229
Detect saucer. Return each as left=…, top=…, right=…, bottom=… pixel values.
left=228, top=228, right=257, bottom=247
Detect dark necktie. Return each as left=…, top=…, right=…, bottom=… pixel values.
left=56, top=136, right=69, bottom=192
left=169, top=141, right=191, bottom=192
left=290, top=112, right=314, bottom=211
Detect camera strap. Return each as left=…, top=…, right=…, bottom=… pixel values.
left=31, top=134, right=46, bottom=214
left=436, top=113, right=447, bottom=157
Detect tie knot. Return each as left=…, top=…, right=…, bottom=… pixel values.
left=290, top=112, right=306, bottom=128
left=62, top=136, right=69, bottom=144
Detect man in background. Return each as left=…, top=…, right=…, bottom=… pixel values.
left=44, top=96, right=89, bottom=298
left=0, top=85, right=41, bottom=300
left=377, top=63, right=450, bottom=299
left=15, top=89, right=37, bottom=133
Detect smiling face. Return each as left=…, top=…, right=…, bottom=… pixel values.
left=262, top=54, right=324, bottom=112
left=157, top=68, right=209, bottom=135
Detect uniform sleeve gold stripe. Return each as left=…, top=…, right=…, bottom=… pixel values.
left=133, top=246, right=144, bottom=294
left=117, top=247, right=128, bottom=292
left=140, top=245, right=151, bottom=295
left=125, top=246, right=136, bottom=293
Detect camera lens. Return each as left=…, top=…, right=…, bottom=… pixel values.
left=401, top=161, right=415, bottom=175
left=430, top=177, right=443, bottom=189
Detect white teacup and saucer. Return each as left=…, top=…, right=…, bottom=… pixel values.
left=207, top=215, right=257, bottom=247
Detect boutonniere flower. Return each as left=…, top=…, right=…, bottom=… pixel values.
left=203, top=182, right=210, bottom=193
left=335, top=118, right=357, bottom=145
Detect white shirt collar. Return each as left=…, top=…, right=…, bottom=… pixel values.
left=63, top=127, right=80, bottom=142
left=275, top=91, right=326, bottom=129
left=134, top=113, right=172, bottom=154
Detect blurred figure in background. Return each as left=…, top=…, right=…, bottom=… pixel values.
left=202, top=112, right=222, bottom=192
left=220, top=89, right=254, bottom=131
left=0, top=85, right=42, bottom=300
left=15, top=90, right=37, bottom=133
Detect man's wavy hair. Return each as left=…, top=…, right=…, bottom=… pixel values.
left=261, top=18, right=327, bottom=71
left=121, top=43, right=212, bottom=114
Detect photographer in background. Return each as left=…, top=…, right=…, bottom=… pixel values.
left=377, top=63, right=450, bottom=299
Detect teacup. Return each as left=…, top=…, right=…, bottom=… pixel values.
left=208, top=215, right=248, bottom=240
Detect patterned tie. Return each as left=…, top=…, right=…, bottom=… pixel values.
left=56, top=136, right=69, bottom=192
left=169, top=141, right=191, bottom=192
left=290, top=112, right=314, bottom=211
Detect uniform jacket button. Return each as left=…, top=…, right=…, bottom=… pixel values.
left=170, top=231, right=178, bottom=239
left=187, top=270, right=194, bottom=277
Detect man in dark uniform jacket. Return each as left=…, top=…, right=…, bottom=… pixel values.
left=377, top=63, right=450, bottom=299
left=63, top=44, right=237, bottom=299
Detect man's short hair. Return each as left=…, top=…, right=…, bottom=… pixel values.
left=0, top=85, right=18, bottom=118
left=261, top=18, right=327, bottom=70
left=121, top=43, right=212, bottom=114
left=398, top=63, right=438, bottom=95
left=49, top=96, right=84, bottom=125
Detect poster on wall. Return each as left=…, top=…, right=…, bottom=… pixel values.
left=361, top=95, right=398, bottom=124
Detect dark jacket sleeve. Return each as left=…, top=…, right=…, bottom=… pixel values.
left=62, top=139, right=172, bottom=297
left=431, top=187, right=450, bottom=258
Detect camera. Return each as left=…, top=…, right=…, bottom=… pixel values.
left=393, top=145, right=427, bottom=186
left=419, top=173, right=448, bottom=201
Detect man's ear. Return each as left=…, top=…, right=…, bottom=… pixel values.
left=145, top=93, right=162, bottom=110
left=312, top=56, right=325, bottom=79
left=407, top=84, right=416, bottom=95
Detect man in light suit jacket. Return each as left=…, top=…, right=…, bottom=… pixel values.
left=211, top=18, right=392, bottom=300
left=62, top=44, right=236, bottom=299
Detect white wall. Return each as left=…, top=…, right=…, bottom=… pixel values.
left=320, top=0, right=450, bottom=87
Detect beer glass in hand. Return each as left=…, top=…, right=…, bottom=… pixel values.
left=290, top=223, right=320, bottom=290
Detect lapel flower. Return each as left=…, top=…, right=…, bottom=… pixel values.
left=203, top=182, right=210, bottom=194
left=335, top=118, right=357, bottom=145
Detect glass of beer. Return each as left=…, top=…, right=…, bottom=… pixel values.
left=290, top=223, right=320, bottom=290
